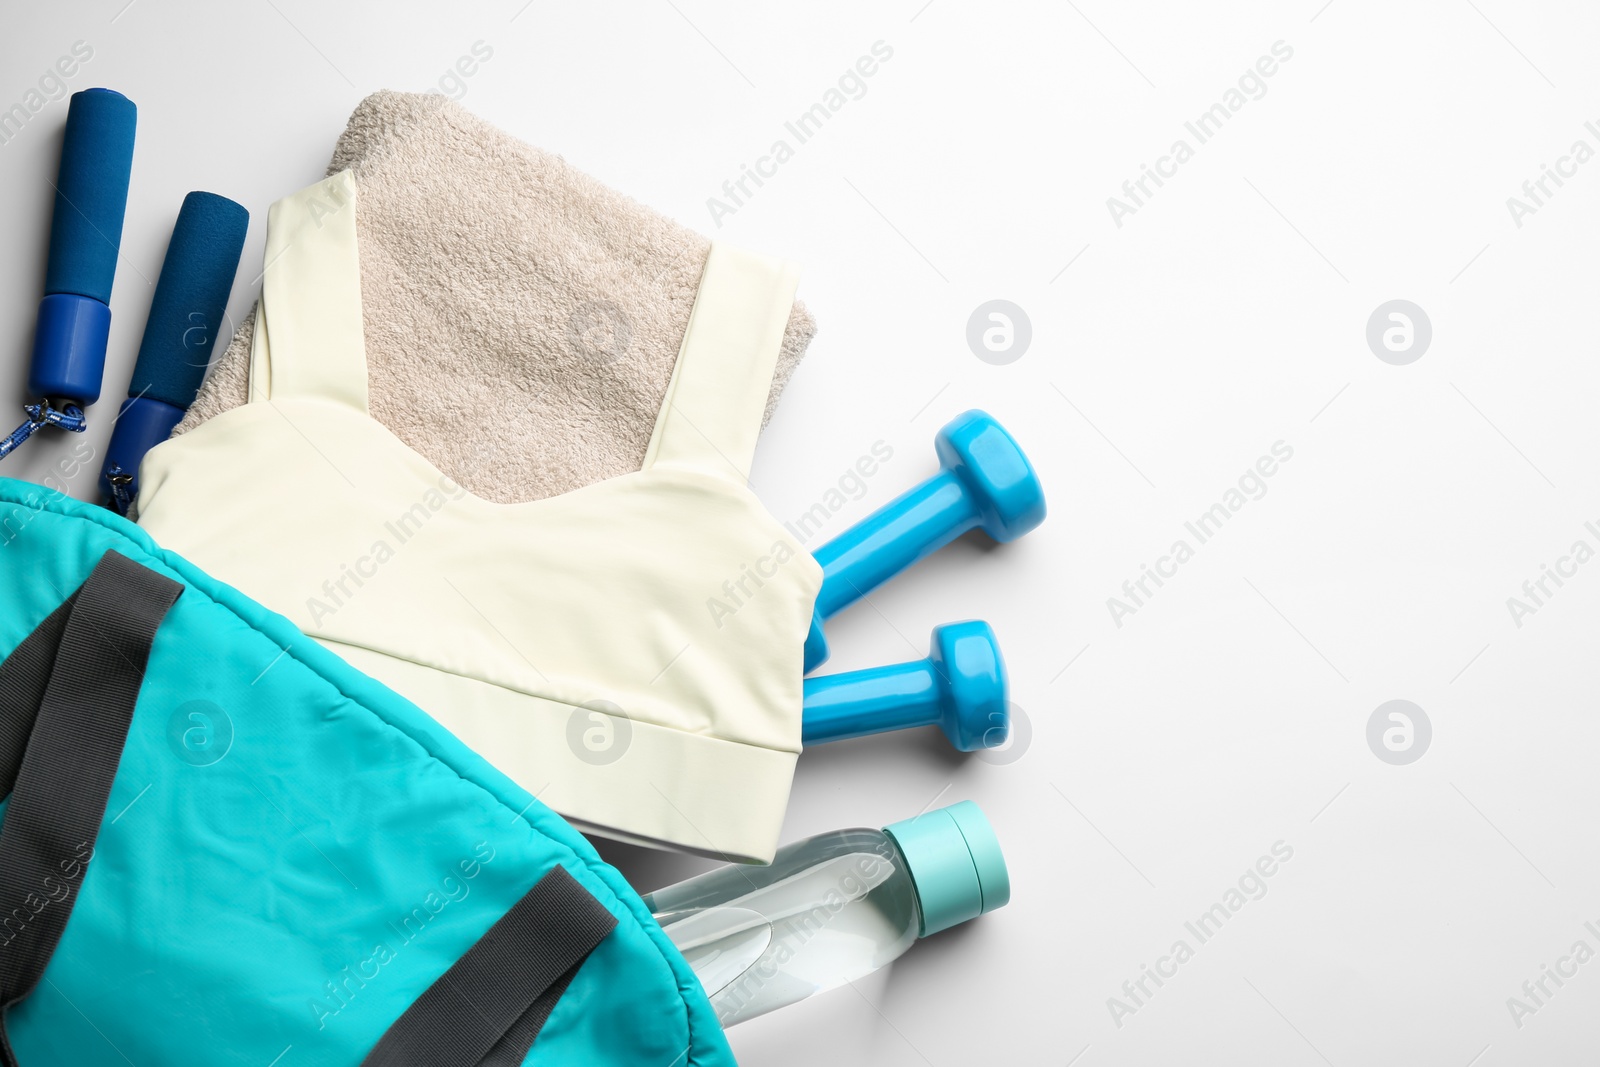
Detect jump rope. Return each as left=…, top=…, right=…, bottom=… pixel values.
left=0, top=88, right=248, bottom=516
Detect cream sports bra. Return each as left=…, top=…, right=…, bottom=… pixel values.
left=137, top=170, right=821, bottom=863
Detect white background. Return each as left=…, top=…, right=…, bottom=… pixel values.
left=4, top=2, right=1600, bottom=1064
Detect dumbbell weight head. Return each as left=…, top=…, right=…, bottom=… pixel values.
left=934, top=410, right=1047, bottom=545
left=928, top=619, right=1009, bottom=752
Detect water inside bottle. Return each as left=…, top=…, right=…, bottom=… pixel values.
left=652, top=831, right=920, bottom=1026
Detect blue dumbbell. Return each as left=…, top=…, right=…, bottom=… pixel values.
left=802, top=621, right=1008, bottom=752
left=804, top=411, right=1045, bottom=672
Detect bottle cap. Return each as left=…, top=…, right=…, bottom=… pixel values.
left=883, top=800, right=1010, bottom=937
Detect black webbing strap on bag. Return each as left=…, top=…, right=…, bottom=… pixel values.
left=0, top=551, right=183, bottom=1067
left=362, top=865, right=619, bottom=1067
left=0, top=595, right=75, bottom=797
left=0, top=552, right=612, bottom=1066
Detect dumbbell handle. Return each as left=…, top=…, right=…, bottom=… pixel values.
left=802, top=659, right=944, bottom=744
left=811, top=470, right=975, bottom=619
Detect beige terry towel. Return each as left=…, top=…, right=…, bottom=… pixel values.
left=174, top=91, right=816, bottom=504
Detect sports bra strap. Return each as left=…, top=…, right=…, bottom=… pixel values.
left=249, top=169, right=370, bottom=412
left=644, top=242, right=800, bottom=483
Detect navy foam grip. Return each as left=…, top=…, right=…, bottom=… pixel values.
left=43, top=88, right=137, bottom=304
left=129, top=191, right=249, bottom=409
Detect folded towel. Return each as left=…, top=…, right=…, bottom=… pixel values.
left=174, top=91, right=816, bottom=504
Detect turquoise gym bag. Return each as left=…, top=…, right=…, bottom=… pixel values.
left=0, top=477, right=735, bottom=1067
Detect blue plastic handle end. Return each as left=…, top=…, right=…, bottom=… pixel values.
left=29, top=293, right=112, bottom=403
left=99, top=396, right=184, bottom=505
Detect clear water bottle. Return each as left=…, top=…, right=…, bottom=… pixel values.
left=643, top=801, right=1009, bottom=1027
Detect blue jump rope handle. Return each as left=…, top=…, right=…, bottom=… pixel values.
left=100, top=192, right=249, bottom=507
left=30, top=88, right=137, bottom=406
